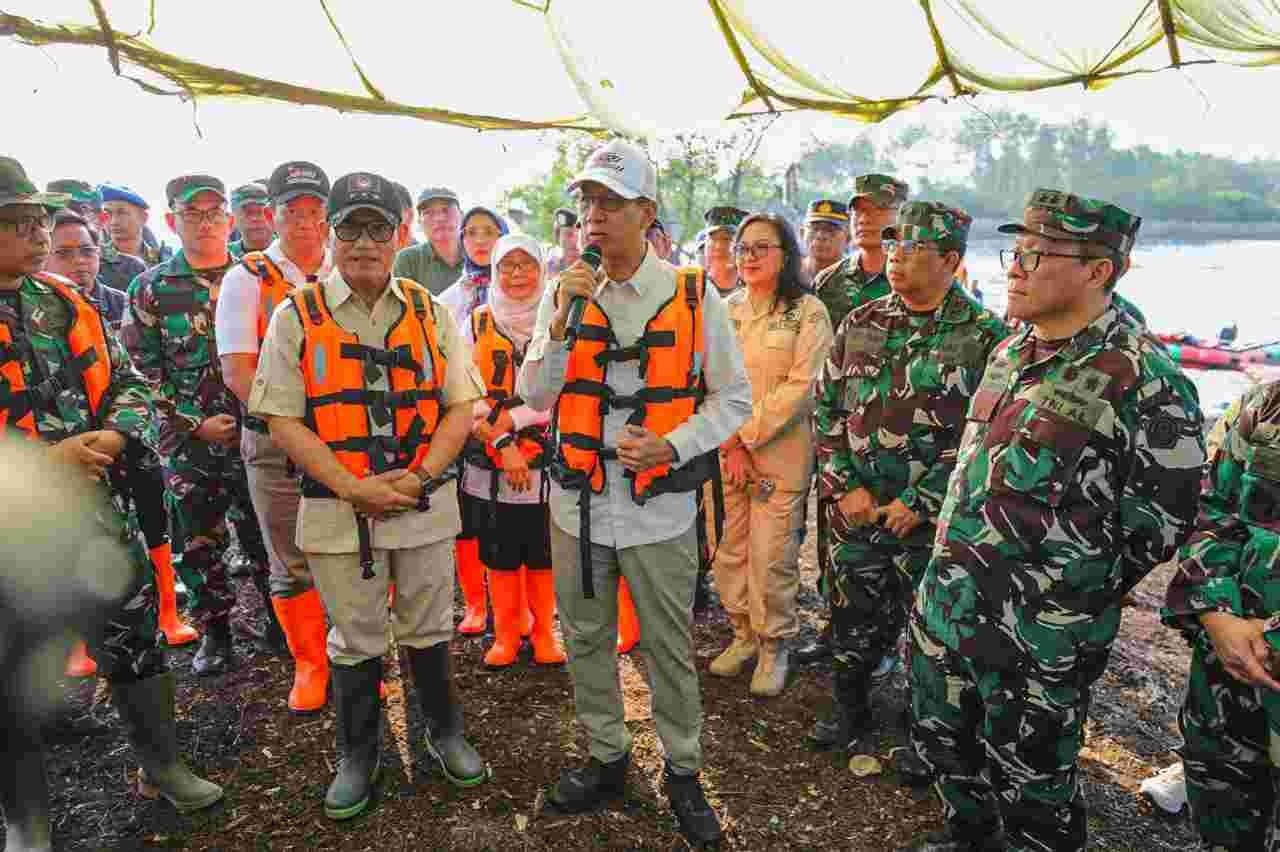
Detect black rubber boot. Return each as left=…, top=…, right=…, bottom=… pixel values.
left=900, top=823, right=1005, bottom=852
left=0, top=724, right=52, bottom=851
left=793, top=622, right=833, bottom=664
left=325, top=658, right=382, bottom=820
left=663, top=762, right=722, bottom=850
left=192, top=616, right=233, bottom=676
left=546, top=752, right=630, bottom=813
left=238, top=573, right=287, bottom=657
left=405, top=643, right=489, bottom=787
left=808, top=667, right=870, bottom=750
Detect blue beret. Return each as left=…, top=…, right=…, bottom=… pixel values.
left=98, top=183, right=149, bottom=209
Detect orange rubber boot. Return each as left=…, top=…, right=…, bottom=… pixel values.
left=616, top=578, right=641, bottom=655
left=65, top=640, right=97, bottom=677
left=526, top=568, right=566, bottom=665
left=483, top=569, right=523, bottom=667
left=151, top=543, right=198, bottom=647
left=271, top=589, right=331, bottom=714
left=455, top=538, right=487, bottom=635
left=518, top=566, right=534, bottom=638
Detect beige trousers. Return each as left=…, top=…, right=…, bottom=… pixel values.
left=307, top=538, right=454, bottom=666
left=241, top=428, right=311, bottom=598
left=551, top=522, right=704, bottom=774
left=712, top=481, right=804, bottom=639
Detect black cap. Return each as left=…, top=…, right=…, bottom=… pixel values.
left=165, top=174, right=227, bottom=207
left=392, top=181, right=412, bottom=213
left=327, top=172, right=401, bottom=225
left=267, top=161, right=329, bottom=205
left=553, top=207, right=579, bottom=230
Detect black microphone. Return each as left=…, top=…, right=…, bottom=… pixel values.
left=564, top=243, right=602, bottom=350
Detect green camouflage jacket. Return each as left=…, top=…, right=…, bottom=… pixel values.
left=1163, top=380, right=1280, bottom=648
left=917, top=305, right=1205, bottom=684
left=121, top=250, right=235, bottom=458
left=812, top=253, right=890, bottom=333
left=816, top=284, right=1009, bottom=551
left=0, top=276, right=153, bottom=445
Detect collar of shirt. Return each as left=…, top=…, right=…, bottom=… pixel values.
left=324, top=268, right=410, bottom=313
left=265, top=239, right=333, bottom=284
left=1010, top=304, right=1119, bottom=368
left=597, top=244, right=659, bottom=297
left=882, top=283, right=974, bottom=324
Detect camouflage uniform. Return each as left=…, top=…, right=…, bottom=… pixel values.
left=911, top=191, right=1205, bottom=851
left=816, top=204, right=1008, bottom=722
left=1163, top=380, right=1280, bottom=850
left=97, top=239, right=149, bottom=295
left=0, top=275, right=165, bottom=681
left=121, top=249, right=268, bottom=629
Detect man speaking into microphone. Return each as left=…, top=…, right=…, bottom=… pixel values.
left=519, top=140, right=750, bottom=848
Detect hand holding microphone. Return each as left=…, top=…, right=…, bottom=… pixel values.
left=552, top=244, right=602, bottom=346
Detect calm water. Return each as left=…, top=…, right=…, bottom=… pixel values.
left=965, top=239, right=1280, bottom=420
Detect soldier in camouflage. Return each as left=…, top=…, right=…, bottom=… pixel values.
left=809, top=203, right=1009, bottom=761
left=122, top=173, right=274, bottom=676
left=796, top=173, right=910, bottom=667
left=904, top=190, right=1205, bottom=852
left=1163, top=380, right=1280, bottom=850
left=0, top=158, right=222, bottom=846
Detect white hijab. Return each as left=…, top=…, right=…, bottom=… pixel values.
left=487, top=234, right=546, bottom=350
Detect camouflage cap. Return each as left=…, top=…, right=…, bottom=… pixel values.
left=47, top=179, right=101, bottom=210
left=998, top=188, right=1141, bottom=254
left=229, top=182, right=269, bottom=209
left=703, top=204, right=749, bottom=233
left=805, top=198, right=850, bottom=225
left=165, top=174, right=227, bottom=207
left=0, top=158, right=68, bottom=211
left=849, top=173, right=909, bottom=210
left=881, top=200, right=972, bottom=251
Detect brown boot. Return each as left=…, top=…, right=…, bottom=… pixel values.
left=709, top=614, right=756, bottom=677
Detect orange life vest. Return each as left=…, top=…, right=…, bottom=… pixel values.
left=291, top=278, right=445, bottom=498
left=240, top=251, right=294, bottom=346
left=469, top=305, right=548, bottom=471
left=554, top=266, right=716, bottom=596
left=0, top=273, right=111, bottom=441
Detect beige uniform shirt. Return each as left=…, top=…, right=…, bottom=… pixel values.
left=248, top=270, right=485, bottom=554
left=725, top=290, right=833, bottom=492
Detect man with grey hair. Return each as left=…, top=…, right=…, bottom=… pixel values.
left=519, top=140, right=751, bottom=848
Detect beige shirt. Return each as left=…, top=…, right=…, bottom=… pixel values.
left=248, top=270, right=485, bottom=554
left=725, top=289, right=833, bottom=492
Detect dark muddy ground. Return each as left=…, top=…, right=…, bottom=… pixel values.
left=17, top=497, right=1196, bottom=851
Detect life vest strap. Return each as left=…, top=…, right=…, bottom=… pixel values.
left=308, top=387, right=441, bottom=410
left=573, top=323, right=614, bottom=344
left=27, top=348, right=99, bottom=405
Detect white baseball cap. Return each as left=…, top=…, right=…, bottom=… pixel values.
left=566, top=140, right=657, bottom=201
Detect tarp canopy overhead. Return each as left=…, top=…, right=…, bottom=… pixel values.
left=3, top=0, right=1279, bottom=136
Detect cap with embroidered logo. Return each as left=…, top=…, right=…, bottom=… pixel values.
left=328, top=172, right=401, bottom=225
left=567, top=140, right=657, bottom=201
left=849, top=173, right=909, bottom=210
left=881, top=201, right=972, bottom=251
left=998, top=188, right=1141, bottom=255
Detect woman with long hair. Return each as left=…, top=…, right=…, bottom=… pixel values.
left=709, top=213, right=833, bottom=697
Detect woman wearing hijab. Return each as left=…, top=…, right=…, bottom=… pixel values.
left=438, top=208, right=531, bottom=637
left=710, top=214, right=833, bottom=697
left=462, top=235, right=565, bottom=666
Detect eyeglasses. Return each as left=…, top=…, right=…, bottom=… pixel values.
left=731, top=241, right=782, bottom=260
left=883, top=239, right=944, bottom=256
left=497, top=259, right=539, bottom=276
left=999, top=248, right=1097, bottom=274
left=573, top=192, right=629, bottom=214
left=0, top=213, right=52, bottom=236
left=462, top=227, right=502, bottom=241
left=334, top=220, right=397, bottom=243
left=52, top=246, right=100, bottom=261
left=176, top=207, right=230, bottom=226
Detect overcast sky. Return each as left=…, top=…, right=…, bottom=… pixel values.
left=4, top=0, right=1278, bottom=220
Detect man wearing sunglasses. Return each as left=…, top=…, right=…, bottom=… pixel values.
left=519, top=140, right=751, bottom=848
left=809, top=202, right=1008, bottom=773
left=903, top=190, right=1204, bottom=852
left=251, top=171, right=490, bottom=820
left=123, top=174, right=275, bottom=677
